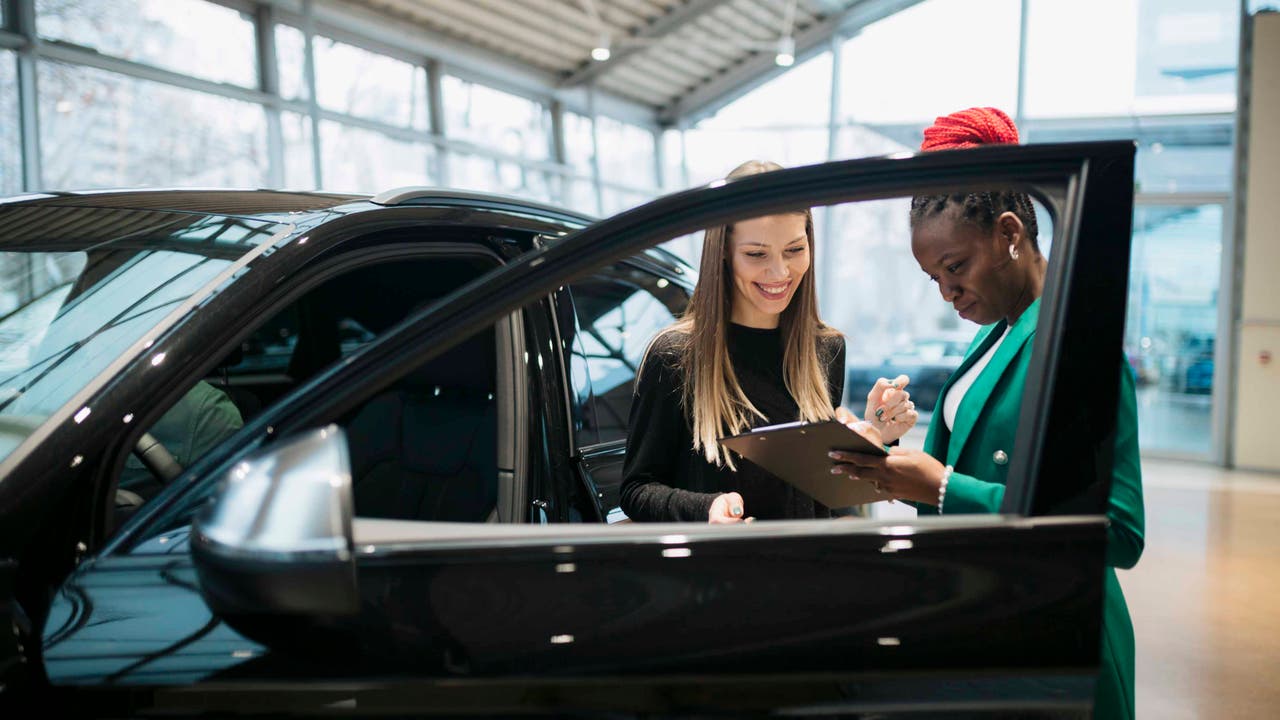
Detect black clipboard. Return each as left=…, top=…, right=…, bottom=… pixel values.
left=717, top=420, right=889, bottom=508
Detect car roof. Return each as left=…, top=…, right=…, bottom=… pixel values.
left=1, top=186, right=596, bottom=225
left=1, top=188, right=362, bottom=216
left=0, top=188, right=697, bottom=275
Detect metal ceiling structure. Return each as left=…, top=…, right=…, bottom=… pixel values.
left=292, top=0, right=916, bottom=127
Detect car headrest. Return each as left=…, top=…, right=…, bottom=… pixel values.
left=400, top=328, right=496, bottom=394
left=216, top=345, right=245, bottom=369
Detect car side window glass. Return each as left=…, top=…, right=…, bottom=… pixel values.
left=132, top=314, right=509, bottom=553
left=341, top=323, right=503, bottom=524
left=115, top=254, right=498, bottom=531
left=569, top=266, right=686, bottom=445
left=220, top=304, right=301, bottom=376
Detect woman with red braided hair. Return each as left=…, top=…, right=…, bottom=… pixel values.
left=830, top=107, right=1144, bottom=720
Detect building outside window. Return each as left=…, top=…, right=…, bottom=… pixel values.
left=36, top=0, right=257, bottom=88
left=0, top=52, right=20, bottom=196
left=38, top=61, right=268, bottom=189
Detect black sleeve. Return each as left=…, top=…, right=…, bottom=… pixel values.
left=620, top=339, right=720, bottom=522
left=825, top=334, right=847, bottom=408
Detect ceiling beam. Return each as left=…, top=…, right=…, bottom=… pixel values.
left=659, top=0, right=924, bottom=126
left=560, top=0, right=734, bottom=88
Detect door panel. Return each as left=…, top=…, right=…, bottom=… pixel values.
left=350, top=518, right=1106, bottom=677
left=578, top=440, right=626, bottom=523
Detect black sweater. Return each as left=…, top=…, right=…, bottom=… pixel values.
left=620, top=324, right=846, bottom=522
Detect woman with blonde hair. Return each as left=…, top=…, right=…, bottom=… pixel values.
left=621, top=160, right=917, bottom=523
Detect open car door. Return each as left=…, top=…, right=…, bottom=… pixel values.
left=53, top=141, right=1135, bottom=717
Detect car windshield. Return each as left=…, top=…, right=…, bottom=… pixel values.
left=0, top=207, right=285, bottom=464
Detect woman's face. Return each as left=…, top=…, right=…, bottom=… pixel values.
left=911, top=210, right=1023, bottom=326
left=728, top=213, right=810, bottom=329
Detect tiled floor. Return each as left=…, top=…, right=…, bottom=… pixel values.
left=1119, top=458, right=1280, bottom=719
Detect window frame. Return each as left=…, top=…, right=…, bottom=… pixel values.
left=96, top=241, right=511, bottom=545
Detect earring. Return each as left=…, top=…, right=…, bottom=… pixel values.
left=1009, top=245, right=1019, bottom=261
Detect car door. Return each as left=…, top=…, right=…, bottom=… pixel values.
left=566, top=260, right=693, bottom=522
left=46, top=142, right=1135, bottom=716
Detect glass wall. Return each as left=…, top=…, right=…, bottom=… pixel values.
left=561, top=111, right=598, bottom=214
left=443, top=76, right=550, bottom=161
left=1024, top=0, right=1238, bottom=118
left=315, top=37, right=428, bottom=130
left=684, top=53, right=832, bottom=185
left=674, top=0, right=1241, bottom=460
left=38, top=61, right=268, bottom=189
left=0, top=51, right=19, bottom=196
left=839, top=0, right=1020, bottom=127
left=1126, top=203, right=1225, bottom=456
left=281, top=112, right=315, bottom=189
left=36, top=0, right=257, bottom=87
left=275, top=24, right=309, bottom=101
left=319, top=121, right=435, bottom=193
left=595, top=115, right=655, bottom=189
left=12, top=1, right=661, bottom=213
left=447, top=153, right=552, bottom=201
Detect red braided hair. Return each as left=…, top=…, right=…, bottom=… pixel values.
left=921, top=107, right=1019, bottom=151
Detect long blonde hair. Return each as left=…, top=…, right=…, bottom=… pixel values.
left=649, top=160, right=841, bottom=467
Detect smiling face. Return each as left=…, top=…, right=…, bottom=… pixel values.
left=728, top=213, right=811, bottom=329
left=911, top=209, right=1027, bottom=326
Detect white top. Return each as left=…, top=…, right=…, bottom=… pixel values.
left=943, top=326, right=1013, bottom=432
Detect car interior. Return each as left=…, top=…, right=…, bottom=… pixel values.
left=118, top=251, right=518, bottom=527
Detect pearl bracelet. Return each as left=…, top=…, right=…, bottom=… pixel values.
left=938, top=465, right=953, bottom=514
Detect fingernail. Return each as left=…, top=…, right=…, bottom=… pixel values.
left=828, top=451, right=841, bottom=459
left=731, top=505, right=743, bottom=516
left=830, top=466, right=842, bottom=475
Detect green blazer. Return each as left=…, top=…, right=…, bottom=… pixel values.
left=919, top=298, right=1145, bottom=720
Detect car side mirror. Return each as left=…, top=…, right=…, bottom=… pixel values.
left=191, top=425, right=359, bottom=628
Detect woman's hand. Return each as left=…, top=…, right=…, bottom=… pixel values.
left=708, top=492, right=750, bottom=524
left=861, top=375, right=918, bottom=443
left=828, top=445, right=947, bottom=505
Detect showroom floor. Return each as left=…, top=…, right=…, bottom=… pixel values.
left=1120, top=458, right=1280, bottom=719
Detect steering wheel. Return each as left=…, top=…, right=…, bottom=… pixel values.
left=132, top=431, right=183, bottom=484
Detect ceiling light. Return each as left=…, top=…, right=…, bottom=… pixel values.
left=592, top=33, right=611, bottom=62
left=775, top=36, right=795, bottom=67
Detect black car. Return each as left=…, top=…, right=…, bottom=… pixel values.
left=0, top=142, right=1136, bottom=717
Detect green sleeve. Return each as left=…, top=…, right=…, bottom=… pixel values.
left=909, top=472, right=1005, bottom=515
left=1106, top=364, right=1145, bottom=569
left=937, top=470, right=1005, bottom=514
left=182, top=381, right=245, bottom=465
left=934, top=363, right=1145, bottom=572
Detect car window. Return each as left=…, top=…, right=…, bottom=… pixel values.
left=0, top=213, right=283, bottom=465
left=569, top=264, right=688, bottom=445
left=342, top=322, right=504, bottom=523
left=115, top=253, right=498, bottom=516
left=127, top=314, right=512, bottom=548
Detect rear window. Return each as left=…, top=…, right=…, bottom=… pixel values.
left=0, top=206, right=286, bottom=463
